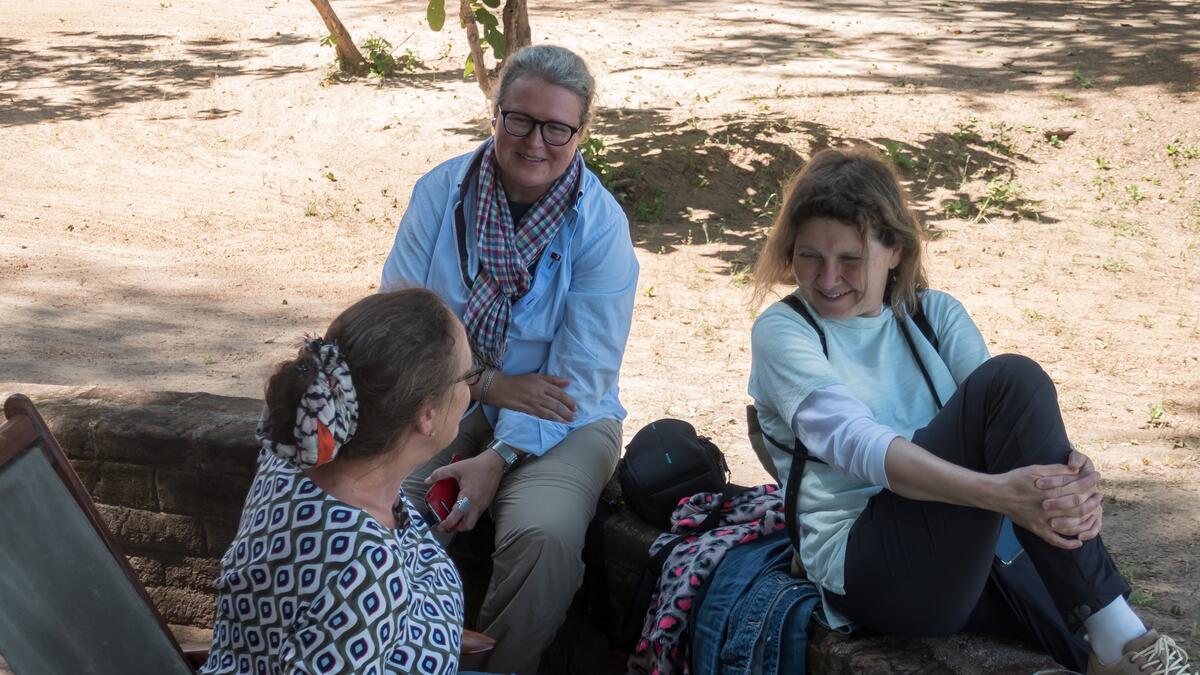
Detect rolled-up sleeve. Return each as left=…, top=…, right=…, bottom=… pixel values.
left=493, top=208, right=638, bottom=455
left=792, top=385, right=899, bottom=488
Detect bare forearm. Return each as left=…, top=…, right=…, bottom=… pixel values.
left=883, top=436, right=999, bottom=510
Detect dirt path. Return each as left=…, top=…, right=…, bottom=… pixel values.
left=2, top=0, right=1198, bottom=656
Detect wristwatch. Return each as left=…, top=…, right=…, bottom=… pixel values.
left=487, top=439, right=522, bottom=474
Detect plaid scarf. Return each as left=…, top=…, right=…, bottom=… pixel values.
left=464, top=138, right=582, bottom=366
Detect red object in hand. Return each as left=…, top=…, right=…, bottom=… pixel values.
left=424, top=454, right=464, bottom=523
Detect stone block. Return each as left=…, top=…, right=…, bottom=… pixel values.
left=96, top=504, right=207, bottom=556
left=156, top=470, right=251, bottom=518
left=68, top=458, right=101, bottom=493
left=127, top=555, right=167, bottom=587
left=148, top=586, right=216, bottom=627
left=807, top=626, right=1057, bottom=674
left=204, top=517, right=240, bottom=557
left=92, top=408, right=194, bottom=468
left=190, top=416, right=259, bottom=476
left=77, top=387, right=195, bottom=408
left=165, top=556, right=221, bottom=592
left=177, top=392, right=261, bottom=417
left=36, top=405, right=98, bottom=459
left=91, top=462, right=159, bottom=510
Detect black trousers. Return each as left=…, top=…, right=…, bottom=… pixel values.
left=826, top=354, right=1129, bottom=672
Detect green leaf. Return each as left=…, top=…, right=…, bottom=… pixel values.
left=484, top=27, right=506, bottom=59
left=480, top=0, right=500, bottom=7
left=463, top=53, right=475, bottom=78
left=426, top=0, right=445, bottom=31
left=473, top=7, right=498, bottom=28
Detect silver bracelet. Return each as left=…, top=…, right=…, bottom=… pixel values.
left=479, top=368, right=498, bottom=404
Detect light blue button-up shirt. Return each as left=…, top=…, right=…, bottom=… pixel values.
left=380, top=145, right=639, bottom=456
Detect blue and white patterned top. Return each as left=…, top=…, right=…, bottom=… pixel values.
left=200, top=452, right=464, bottom=675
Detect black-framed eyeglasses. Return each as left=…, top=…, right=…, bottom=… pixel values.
left=458, top=363, right=486, bottom=386
left=497, top=109, right=580, bottom=147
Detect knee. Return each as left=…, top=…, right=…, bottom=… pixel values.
left=496, top=513, right=586, bottom=566
left=979, top=353, right=1054, bottom=397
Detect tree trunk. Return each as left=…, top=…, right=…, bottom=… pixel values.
left=502, top=0, right=531, bottom=58
left=460, top=0, right=497, bottom=99
left=308, top=0, right=366, bottom=75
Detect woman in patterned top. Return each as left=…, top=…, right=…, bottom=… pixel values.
left=201, top=289, right=483, bottom=675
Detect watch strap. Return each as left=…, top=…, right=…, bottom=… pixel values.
left=488, top=439, right=521, bottom=473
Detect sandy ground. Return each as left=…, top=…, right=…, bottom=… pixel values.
left=2, top=0, right=1199, bottom=658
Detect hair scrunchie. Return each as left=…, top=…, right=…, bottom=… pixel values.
left=257, top=337, right=359, bottom=469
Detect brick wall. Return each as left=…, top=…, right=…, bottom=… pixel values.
left=2, top=384, right=260, bottom=627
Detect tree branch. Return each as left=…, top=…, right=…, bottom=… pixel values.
left=308, top=0, right=366, bottom=74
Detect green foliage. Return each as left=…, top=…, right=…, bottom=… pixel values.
left=320, top=34, right=423, bottom=80
left=580, top=136, right=618, bottom=190
left=986, top=121, right=1016, bottom=156
left=973, top=177, right=1037, bottom=223
left=1125, top=184, right=1145, bottom=205
left=426, top=0, right=445, bottom=31
left=360, top=37, right=422, bottom=79
left=426, top=0, right=507, bottom=78
left=1148, top=402, right=1169, bottom=428
left=881, top=140, right=917, bottom=169
left=940, top=198, right=968, bottom=218
left=1071, top=68, right=1094, bottom=89
left=1166, top=140, right=1200, bottom=160
left=1129, top=589, right=1157, bottom=607
left=633, top=189, right=666, bottom=221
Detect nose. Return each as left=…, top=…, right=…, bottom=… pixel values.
left=817, top=260, right=841, bottom=288
left=523, top=124, right=547, bottom=149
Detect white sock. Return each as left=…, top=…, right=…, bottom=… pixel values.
left=1085, top=596, right=1148, bottom=664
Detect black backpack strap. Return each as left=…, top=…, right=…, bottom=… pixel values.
left=775, top=295, right=829, bottom=553
left=898, top=295, right=944, bottom=411
left=780, top=295, right=827, bottom=357
left=910, top=299, right=939, bottom=351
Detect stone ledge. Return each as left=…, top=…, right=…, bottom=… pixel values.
left=3, top=383, right=1062, bottom=673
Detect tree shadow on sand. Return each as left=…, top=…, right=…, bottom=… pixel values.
left=611, top=0, right=1198, bottom=102
left=0, top=32, right=314, bottom=128
left=584, top=107, right=1054, bottom=276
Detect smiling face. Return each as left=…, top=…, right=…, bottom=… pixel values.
left=492, top=76, right=585, bottom=203
left=792, top=216, right=903, bottom=320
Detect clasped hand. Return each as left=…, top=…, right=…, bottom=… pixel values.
left=997, top=450, right=1103, bottom=549
left=486, top=371, right=576, bottom=423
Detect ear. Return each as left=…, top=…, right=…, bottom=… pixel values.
left=414, top=401, right=437, bottom=438
left=888, top=245, right=904, bottom=270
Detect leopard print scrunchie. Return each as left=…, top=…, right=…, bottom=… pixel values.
left=256, top=337, right=359, bottom=469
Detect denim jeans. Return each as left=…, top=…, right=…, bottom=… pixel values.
left=691, top=530, right=821, bottom=675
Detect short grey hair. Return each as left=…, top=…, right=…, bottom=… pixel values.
left=495, top=45, right=596, bottom=127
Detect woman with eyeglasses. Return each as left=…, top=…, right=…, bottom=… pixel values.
left=380, top=44, right=638, bottom=674
left=202, top=289, right=500, bottom=674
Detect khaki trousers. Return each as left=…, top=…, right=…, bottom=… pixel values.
left=403, top=405, right=621, bottom=675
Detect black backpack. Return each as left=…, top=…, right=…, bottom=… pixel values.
left=618, top=418, right=730, bottom=528
left=584, top=419, right=738, bottom=651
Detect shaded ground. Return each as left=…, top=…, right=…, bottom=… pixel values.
left=2, top=0, right=1198, bottom=661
